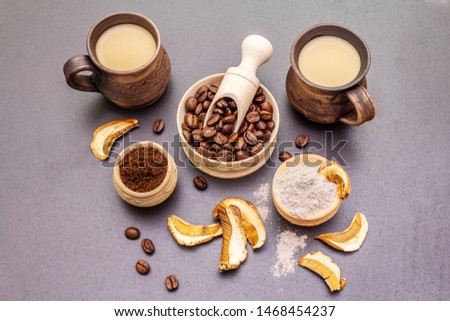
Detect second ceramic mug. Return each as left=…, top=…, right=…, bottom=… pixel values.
left=286, top=24, right=376, bottom=125
left=63, top=12, right=171, bottom=109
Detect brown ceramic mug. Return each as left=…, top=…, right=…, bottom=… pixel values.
left=63, top=12, right=171, bottom=109
left=286, top=24, right=375, bottom=125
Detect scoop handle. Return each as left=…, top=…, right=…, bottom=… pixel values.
left=238, top=35, right=273, bottom=75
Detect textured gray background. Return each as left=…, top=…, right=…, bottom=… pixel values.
left=1, top=0, right=449, bottom=301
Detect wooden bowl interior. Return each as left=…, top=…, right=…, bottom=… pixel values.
left=176, top=73, right=279, bottom=178
left=272, top=153, right=342, bottom=226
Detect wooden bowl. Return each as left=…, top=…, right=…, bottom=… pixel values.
left=176, top=73, right=279, bottom=179
left=112, top=141, right=177, bottom=207
left=272, top=153, right=342, bottom=226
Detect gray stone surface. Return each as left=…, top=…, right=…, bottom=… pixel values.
left=0, top=0, right=449, bottom=300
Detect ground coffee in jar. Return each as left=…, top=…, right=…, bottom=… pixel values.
left=119, top=146, right=168, bottom=193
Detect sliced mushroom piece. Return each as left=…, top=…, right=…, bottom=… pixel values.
left=167, top=215, right=222, bottom=246
left=90, top=119, right=139, bottom=160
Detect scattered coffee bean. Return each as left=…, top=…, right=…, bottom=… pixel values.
left=136, top=259, right=150, bottom=274
left=193, top=175, right=208, bottom=190
left=165, top=275, right=179, bottom=292
left=125, top=227, right=140, bottom=240
left=295, top=134, right=309, bottom=148
left=152, top=119, right=165, bottom=134
left=141, top=238, right=155, bottom=254
left=279, top=151, right=293, bottom=162
left=182, top=83, right=276, bottom=162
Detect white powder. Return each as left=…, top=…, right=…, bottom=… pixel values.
left=252, top=182, right=271, bottom=221
left=271, top=230, right=308, bottom=278
left=274, top=164, right=337, bottom=219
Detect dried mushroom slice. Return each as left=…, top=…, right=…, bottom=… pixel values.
left=90, top=118, right=139, bottom=160
left=317, top=161, right=352, bottom=200
left=298, top=251, right=346, bottom=292
left=167, top=215, right=223, bottom=247
left=219, top=197, right=266, bottom=249
left=316, top=212, right=368, bottom=252
left=215, top=202, right=248, bottom=271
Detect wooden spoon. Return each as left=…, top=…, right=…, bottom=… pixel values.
left=203, top=35, right=273, bottom=132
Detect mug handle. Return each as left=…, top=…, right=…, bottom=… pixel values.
left=63, top=55, right=99, bottom=92
left=339, top=85, right=376, bottom=125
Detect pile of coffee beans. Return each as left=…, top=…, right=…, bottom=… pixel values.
left=182, top=83, right=276, bottom=162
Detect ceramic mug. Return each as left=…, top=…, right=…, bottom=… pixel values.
left=286, top=24, right=375, bottom=125
left=63, top=12, right=171, bottom=109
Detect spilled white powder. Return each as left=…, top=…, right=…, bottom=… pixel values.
left=274, top=164, right=337, bottom=219
left=252, top=182, right=271, bottom=221
left=271, top=230, right=308, bottom=278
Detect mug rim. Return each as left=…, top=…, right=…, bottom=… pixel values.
left=86, top=12, right=161, bottom=75
left=290, top=23, right=371, bottom=92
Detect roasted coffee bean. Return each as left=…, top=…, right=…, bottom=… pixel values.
left=249, top=103, right=258, bottom=112
left=253, top=130, right=264, bottom=139
left=235, top=137, right=246, bottom=151
left=216, top=119, right=223, bottom=131
left=263, top=130, right=272, bottom=142
left=183, top=130, right=193, bottom=144
left=216, top=150, right=233, bottom=162
left=184, top=113, right=199, bottom=129
left=185, top=96, right=197, bottom=112
left=266, top=120, right=275, bottom=131
left=153, top=119, right=165, bottom=134
left=260, top=110, right=272, bottom=121
left=136, top=259, right=150, bottom=274
left=192, top=129, right=204, bottom=142
left=246, top=111, right=260, bottom=123
left=224, top=107, right=233, bottom=116
left=209, top=143, right=223, bottom=153
left=235, top=150, right=250, bottom=160
left=213, top=108, right=224, bottom=115
left=165, top=275, right=179, bottom=292
left=221, top=123, right=234, bottom=135
left=247, top=123, right=255, bottom=132
left=255, top=120, right=267, bottom=131
left=199, top=142, right=211, bottom=149
left=229, top=100, right=237, bottom=109
left=253, top=94, right=265, bottom=103
left=181, top=122, right=191, bottom=132
left=141, top=238, right=155, bottom=254
left=195, top=85, right=208, bottom=102
left=256, top=86, right=263, bottom=96
left=208, top=83, right=219, bottom=93
left=223, top=114, right=236, bottom=124
left=193, top=175, right=208, bottom=190
left=220, top=98, right=229, bottom=107
left=260, top=101, right=273, bottom=113
left=207, top=114, right=221, bottom=126
left=244, top=131, right=258, bottom=145
left=196, top=146, right=214, bottom=158
left=125, top=227, right=140, bottom=240
left=237, top=122, right=248, bottom=135
left=207, top=91, right=215, bottom=101
left=202, top=126, right=217, bottom=138
left=198, top=112, right=206, bottom=124
left=279, top=151, right=293, bottom=162
left=227, top=132, right=239, bottom=144
left=213, top=132, right=228, bottom=145
left=295, top=134, right=309, bottom=148
left=249, top=143, right=263, bottom=155
left=215, top=99, right=224, bottom=108
left=194, top=103, right=203, bottom=116
left=203, top=100, right=211, bottom=110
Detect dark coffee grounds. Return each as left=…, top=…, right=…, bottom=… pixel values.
left=119, top=146, right=168, bottom=193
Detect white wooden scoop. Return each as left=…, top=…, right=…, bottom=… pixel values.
left=203, top=35, right=273, bottom=132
